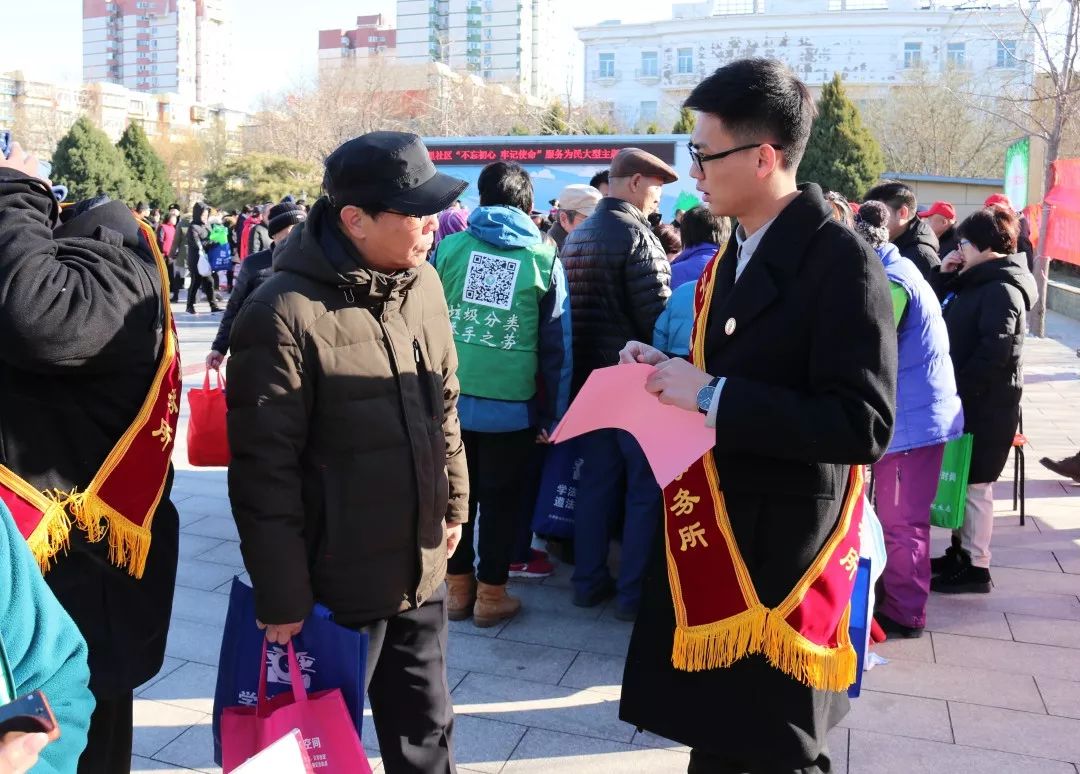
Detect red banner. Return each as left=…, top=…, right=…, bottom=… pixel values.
left=1044, top=158, right=1080, bottom=267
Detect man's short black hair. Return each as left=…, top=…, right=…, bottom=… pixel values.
left=683, top=57, right=816, bottom=170
left=589, top=170, right=609, bottom=189
left=679, top=205, right=731, bottom=249
left=863, top=181, right=918, bottom=215
left=478, top=161, right=533, bottom=214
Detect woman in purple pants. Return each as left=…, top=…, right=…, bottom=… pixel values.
left=856, top=202, right=965, bottom=638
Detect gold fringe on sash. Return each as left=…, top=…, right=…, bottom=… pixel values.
left=672, top=605, right=857, bottom=692
left=25, top=494, right=74, bottom=573
left=672, top=604, right=768, bottom=672
left=67, top=489, right=152, bottom=579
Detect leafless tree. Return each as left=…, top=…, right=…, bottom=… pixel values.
left=960, top=0, right=1080, bottom=336
left=863, top=67, right=1016, bottom=180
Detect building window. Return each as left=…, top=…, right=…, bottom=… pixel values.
left=903, top=42, right=922, bottom=69
left=828, top=0, right=886, bottom=8
left=598, top=52, right=615, bottom=78
left=714, top=0, right=757, bottom=13
left=640, top=101, right=658, bottom=121
left=947, top=42, right=965, bottom=67
left=996, top=39, right=1017, bottom=68
left=677, top=47, right=693, bottom=74
left=640, top=51, right=658, bottom=78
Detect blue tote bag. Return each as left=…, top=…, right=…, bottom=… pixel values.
left=212, top=577, right=368, bottom=765
left=531, top=437, right=585, bottom=540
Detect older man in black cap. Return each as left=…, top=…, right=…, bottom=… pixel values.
left=226, top=132, right=470, bottom=773
left=560, top=147, right=676, bottom=620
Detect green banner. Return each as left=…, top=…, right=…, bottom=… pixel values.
left=1004, top=137, right=1030, bottom=211
left=930, top=433, right=974, bottom=530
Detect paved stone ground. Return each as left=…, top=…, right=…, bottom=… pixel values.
left=132, top=303, right=1080, bottom=773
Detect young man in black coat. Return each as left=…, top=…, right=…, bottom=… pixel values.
left=618, top=59, right=897, bottom=773
left=865, top=181, right=941, bottom=279
left=186, top=201, right=221, bottom=314
left=0, top=143, right=179, bottom=773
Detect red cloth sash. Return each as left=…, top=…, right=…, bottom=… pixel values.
left=0, top=218, right=180, bottom=577
left=660, top=249, right=864, bottom=691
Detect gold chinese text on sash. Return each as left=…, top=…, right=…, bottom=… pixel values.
left=661, top=250, right=864, bottom=692
left=0, top=217, right=181, bottom=578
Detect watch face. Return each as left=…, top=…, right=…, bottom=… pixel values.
left=697, top=386, right=713, bottom=412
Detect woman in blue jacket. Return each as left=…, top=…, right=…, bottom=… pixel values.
left=1, top=501, right=95, bottom=772
left=856, top=202, right=964, bottom=638
left=654, top=207, right=731, bottom=355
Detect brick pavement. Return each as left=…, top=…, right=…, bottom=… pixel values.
left=132, top=305, right=1080, bottom=773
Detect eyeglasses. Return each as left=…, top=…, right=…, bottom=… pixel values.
left=384, top=209, right=424, bottom=220
left=687, top=141, right=784, bottom=174
left=958, top=239, right=971, bottom=248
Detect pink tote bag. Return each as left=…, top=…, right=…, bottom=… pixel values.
left=221, top=640, right=371, bottom=773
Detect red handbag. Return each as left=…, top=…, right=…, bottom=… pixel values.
left=187, top=367, right=231, bottom=467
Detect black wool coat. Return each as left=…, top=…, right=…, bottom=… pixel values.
left=894, top=215, right=941, bottom=279
left=620, top=184, right=897, bottom=768
left=560, top=197, right=671, bottom=393
left=0, top=168, right=178, bottom=697
left=932, top=254, right=1036, bottom=483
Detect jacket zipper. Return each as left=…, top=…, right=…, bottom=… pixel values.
left=894, top=463, right=901, bottom=508
left=374, top=311, right=425, bottom=608
left=413, top=338, right=438, bottom=420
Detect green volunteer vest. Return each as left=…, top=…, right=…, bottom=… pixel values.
left=437, top=231, right=556, bottom=401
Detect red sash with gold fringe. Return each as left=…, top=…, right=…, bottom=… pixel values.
left=661, top=250, right=864, bottom=692
left=0, top=217, right=180, bottom=578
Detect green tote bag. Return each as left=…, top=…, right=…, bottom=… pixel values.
left=930, top=433, right=974, bottom=529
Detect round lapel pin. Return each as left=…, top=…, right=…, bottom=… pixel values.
left=724, top=317, right=737, bottom=336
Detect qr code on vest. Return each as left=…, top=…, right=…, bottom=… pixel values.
left=462, top=251, right=521, bottom=311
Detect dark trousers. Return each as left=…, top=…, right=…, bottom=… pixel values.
left=572, top=429, right=661, bottom=611
left=185, top=256, right=215, bottom=310
left=512, top=444, right=548, bottom=563
left=357, top=585, right=456, bottom=774
left=78, top=689, right=133, bottom=773
left=448, top=429, right=535, bottom=585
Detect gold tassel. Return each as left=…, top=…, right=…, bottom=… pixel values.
left=66, top=488, right=152, bottom=578
left=672, top=604, right=768, bottom=672
left=25, top=499, right=73, bottom=573
left=760, top=607, right=857, bottom=693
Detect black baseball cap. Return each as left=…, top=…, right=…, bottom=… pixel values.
left=324, top=132, right=468, bottom=217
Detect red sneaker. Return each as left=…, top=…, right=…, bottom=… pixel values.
left=509, top=556, right=554, bottom=578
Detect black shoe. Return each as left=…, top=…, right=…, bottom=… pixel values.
left=931, top=536, right=967, bottom=575
left=613, top=605, right=637, bottom=623
left=209, top=306, right=223, bottom=313
left=931, top=563, right=992, bottom=594
left=573, top=580, right=615, bottom=608
left=1040, top=454, right=1080, bottom=483
left=186, top=307, right=197, bottom=315
left=170, top=294, right=179, bottom=303
left=875, top=612, right=924, bottom=639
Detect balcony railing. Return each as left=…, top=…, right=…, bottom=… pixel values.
left=635, top=68, right=660, bottom=81
left=591, top=69, right=621, bottom=83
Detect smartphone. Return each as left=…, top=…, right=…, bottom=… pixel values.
left=0, top=690, right=60, bottom=741
left=0, top=129, right=53, bottom=179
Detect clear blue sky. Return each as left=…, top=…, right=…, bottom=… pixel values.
left=0, top=0, right=661, bottom=109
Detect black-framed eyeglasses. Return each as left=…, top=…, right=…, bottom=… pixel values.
left=384, top=209, right=427, bottom=221
left=687, top=141, right=784, bottom=173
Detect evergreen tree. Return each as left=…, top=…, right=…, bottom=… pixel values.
left=673, top=107, right=697, bottom=135
left=539, top=103, right=570, bottom=136
left=644, top=122, right=660, bottom=135
left=117, top=122, right=175, bottom=208
left=799, top=73, right=885, bottom=200
left=51, top=116, right=137, bottom=203
left=203, top=154, right=322, bottom=212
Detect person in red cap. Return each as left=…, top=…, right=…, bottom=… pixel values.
left=985, top=193, right=1036, bottom=271
left=924, top=200, right=959, bottom=255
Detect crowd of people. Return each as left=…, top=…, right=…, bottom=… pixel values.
left=0, top=54, right=1069, bottom=774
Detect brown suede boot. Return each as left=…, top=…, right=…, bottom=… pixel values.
left=446, top=573, right=477, bottom=621
left=473, top=582, right=522, bottom=628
